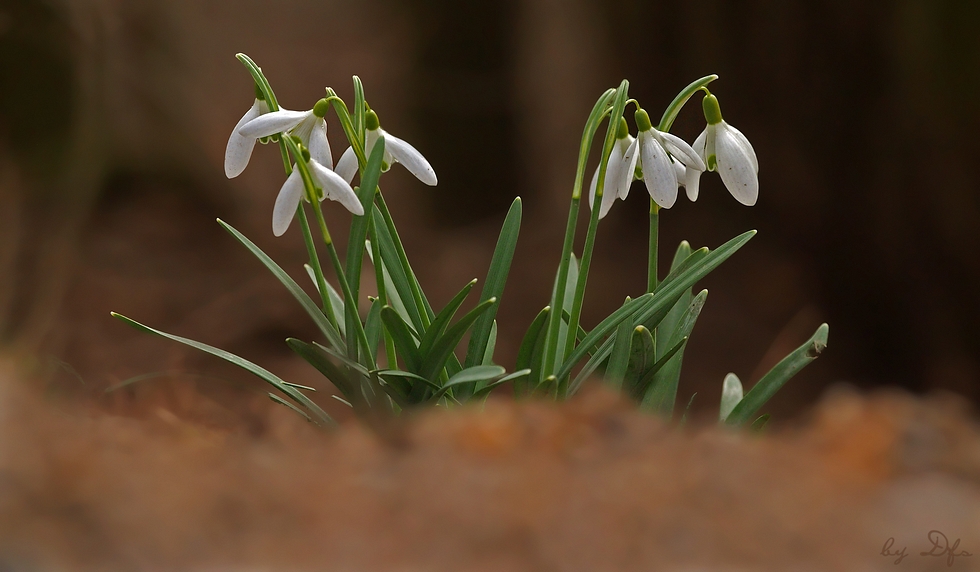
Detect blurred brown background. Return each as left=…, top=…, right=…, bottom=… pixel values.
left=0, top=0, right=977, bottom=421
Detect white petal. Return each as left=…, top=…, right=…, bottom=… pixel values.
left=336, top=146, right=358, bottom=184
left=224, top=99, right=262, bottom=178
left=656, top=130, right=706, bottom=171
left=238, top=109, right=310, bottom=139
left=594, top=143, right=625, bottom=219
left=587, top=165, right=601, bottom=213
left=309, top=160, right=365, bottom=216
left=308, top=118, right=333, bottom=169
left=726, top=123, right=758, bottom=173
left=715, top=124, right=759, bottom=206
left=365, top=128, right=384, bottom=169
left=675, top=162, right=702, bottom=202
left=272, top=168, right=305, bottom=237
left=693, top=128, right=707, bottom=166
left=639, top=131, right=678, bottom=209
left=384, top=132, right=437, bottom=186
left=616, top=136, right=639, bottom=201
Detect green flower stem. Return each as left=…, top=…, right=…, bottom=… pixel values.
left=370, top=215, right=398, bottom=367
left=648, top=200, right=660, bottom=292
left=559, top=80, right=630, bottom=395
left=312, top=199, right=376, bottom=370
left=297, top=203, right=339, bottom=331
left=541, top=88, right=616, bottom=379
left=657, top=74, right=718, bottom=132
left=374, top=192, right=432, bottom=329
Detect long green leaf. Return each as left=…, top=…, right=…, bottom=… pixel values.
left=344, top=137, right=386, bottom=345
left=365, top=240, right=412, bottom=326
left=372, top=207, right=425, bottom=332
left=364, top=298, right=383, bottom=363
left=515, top=306, right=550, bottom=395
left=381, top=307, right=423, bottom=372
left=428, top=365, right=505, bottom=403
left=352, top=75, right=366, bottom=144
left=643, top=289, right=708, bottom=414
left=112, top=313, right=333, bottom=426
left=419, top=279, right=477, bottom=359
left=604, top=297, right=634, bottom=389
left=482, top=320, right=497, bottom=365
left=464, top=197, right=522, bottom=368
left=305, top=264, right=346, bottom=332
left=286, top=338, right=360, bottom=406
left=217, top=219, right=344, bottom=351
left=556, top=293, right=655, bottom=382
left=474, top=368, right=531, bottom=398
left=632, top=337, right=688, bottom=403
left=725, top=323, right=829, bottom=426
left=419, top=298, right=497, bottom=382
left=653, top=241, right=694, bottom=347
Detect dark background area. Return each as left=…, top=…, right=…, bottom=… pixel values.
left=0, top=0, right=977, bottom=421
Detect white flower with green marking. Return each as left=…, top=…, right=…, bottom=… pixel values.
left=336, top=109, right=437, bottom=186
left=634, top=108, right=705, bottom=209
left=587, top=118, right=638, bottom=219
left=224, top=88, right=270, bottom=178
left=238, top=98, right=335, bottom=171
left=693, top=93, right=759, bottom=206
left=272, top=147, right=363, bottom=237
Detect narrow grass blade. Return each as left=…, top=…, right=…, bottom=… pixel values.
left=643, top=290, right=708, bottom=414
left=365, top=240, right=412, bottom=325
left=268, top=393, right=312, bottom=422
left=515, top=306, right=550, bottom=395
left=725, top=323, right=829, bottom=426
left=465, top=197, right=522, bottom=368
left=654, top=242, right=694, bottom=349
left=364, top=298, right=383, bottom=363
left=482, top=320, right=497, bottom=365
left=556, top=293, right=655, bottom=382
left=718, top=373, right=744, bottom=422
left=111, top=313, right=333, bottom=426
left=679, top=392, right=697, bottom=426
left=344, top=136, right=386, bottom=309
left=352, top=75, right=366, bottom=144
left=381, top=307, right=422, bottom=372
left=474, top=368, right=531, bottom=398
left=305, top=264, right=346, bottom=332
left=418, top=279, right=477, bottom=359
left=429, top=365, right=505, bottom=403
left=419, top=298, right=496, bottom=382
left=218, top=219, right=344, bottom=351
left=658, top=74, right=719, bottom=132
left=604, top=297, right=635, bottom=389
left=377, top=369, right=441, bottom=390
left=372, top=208, right=425, bottom=331
left=632, top=336, right=687, bottom=403
left=286, top=338, right=359, bottom=406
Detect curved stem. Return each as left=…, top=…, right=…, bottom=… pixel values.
left=647, top=200, right=660, bottom=292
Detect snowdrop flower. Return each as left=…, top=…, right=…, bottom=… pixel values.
left=238, top=98, right=335, bottom=171
left=587, top=117, right=638, bottom=219
left=692, top=93, right=759, bottom=206
left=272, top=144, right=363, bottom=237
left=634, top=108, right=705, bottom=209
left=224, top=88, right=270, bottom=178
left=336, top=110, right=437, bottom=186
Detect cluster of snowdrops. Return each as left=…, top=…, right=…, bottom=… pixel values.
left=112, top=54, right=827, bottom=428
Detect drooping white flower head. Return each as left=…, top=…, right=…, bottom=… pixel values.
left=587, top=117, right=639, bottom=219
left=634, top=108, right=705, bottom=209
left=272, top=148, right=364, bottom=237
left=224, top=88, right=271, bottom=178
left=336, top=109, right=437, bottom=186
left=692, top=93, right=759, bottom=206
left=238, top=98, right=335, bottom=171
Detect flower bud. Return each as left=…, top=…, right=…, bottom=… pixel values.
left=313, top=98, right=330, bottom=118
left=702, top=94, right=723, bottom=125
left=634, top=108, right=653, bottom=132
left=365, top=109, right=380, bottom=130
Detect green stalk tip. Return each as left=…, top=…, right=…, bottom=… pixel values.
left=635, top=108, right=653, bottom=132
left=313, top=98, right=330, bottom=118
left=617, top=116, right=629, bottom=139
